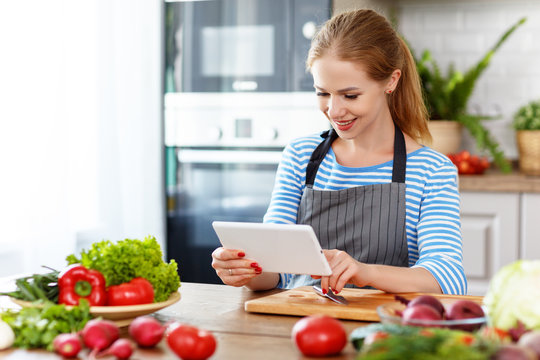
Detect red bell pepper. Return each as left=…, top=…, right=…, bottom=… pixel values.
left=106, top=277, right=154, bottom=306
left=58, top=265, right=107, bottom=306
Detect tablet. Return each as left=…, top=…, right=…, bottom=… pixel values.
left=212, top=221, right=332, bottom=276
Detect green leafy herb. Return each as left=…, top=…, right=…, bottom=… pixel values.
left=356, top=325, right=498, bottom=360
left=0, top=300, right=91, bottom=351
left=66, top=236, right=180, bottom=302
left=0, top=267, right=59, bottom=303
left=410, top=17, right=526, bottom=173
left=513, top=99, right=540, bottom=130
left=350, top=323, right=419, bottom=351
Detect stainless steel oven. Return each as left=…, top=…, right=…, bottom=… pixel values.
left=165, top=92, right=328, bottom=283
left=167, top=148, right=281, bottom=283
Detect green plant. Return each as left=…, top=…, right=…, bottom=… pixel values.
left=513, top=99, right=540, bottom=130
left=411, top=17, right=527, bottom=173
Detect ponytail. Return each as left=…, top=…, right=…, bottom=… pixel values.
left=388, top=38, right=431, bottom=144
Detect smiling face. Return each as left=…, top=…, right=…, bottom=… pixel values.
left=311, top=54, right=400, bottom=143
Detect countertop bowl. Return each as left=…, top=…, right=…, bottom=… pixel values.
left=377, top=301, right=488, bottom=332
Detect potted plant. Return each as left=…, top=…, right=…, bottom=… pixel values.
left=411, top=17, right=527, bottom=173
left=513, top=99, right=540, bottom=176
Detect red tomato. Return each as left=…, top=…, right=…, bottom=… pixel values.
left=458, top=160, right=472, bottom=174
left=458, top=334, right=476, bottom=345
left=449, top=151, right=490, bottom=175
left=469, top=155, right=480, bottom=168
left=291, top=315, right=347, bottom=357
left=480, top=157, right=490, bottom=170
left=166, top=323, right=217, bottom=360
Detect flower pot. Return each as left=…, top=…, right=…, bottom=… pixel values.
left=516, top=130, right=540, bottom=176
left=427, top=120, right=463, bottom=155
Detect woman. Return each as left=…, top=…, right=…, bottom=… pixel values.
left=211, top=9, right=466, bottom=295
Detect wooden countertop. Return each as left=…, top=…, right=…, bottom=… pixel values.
left=0, top=282, right=366, bottom=360
left=459, top=169, right=540, bottom=193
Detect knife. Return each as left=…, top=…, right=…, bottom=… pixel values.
left=312, top=285, right=349, bottom=305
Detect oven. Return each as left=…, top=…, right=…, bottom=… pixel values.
left=167, top=147, right=281, bottom=283
left=165, top=92, right=328, bottom=283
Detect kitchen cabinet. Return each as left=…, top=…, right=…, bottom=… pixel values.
left=521, top=193, right=540, bottom=260
left=461, top=190, right=540, bottom=296
left=461, top=192, right=519, bottom=296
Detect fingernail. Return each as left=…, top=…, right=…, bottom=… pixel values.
left=255, top=269, right=262, bottom=274
left=322, top=288, right=327, bottom=295
left=256, top=266, right=262, bottom=272
left=334, top=289, right=340, bottom=294
left=250, top=262, right=259, bottom=268
left=238, top=252, right=245, bottom=257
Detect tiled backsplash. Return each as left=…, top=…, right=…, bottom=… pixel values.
left=397, top=0, right=540, bottom=159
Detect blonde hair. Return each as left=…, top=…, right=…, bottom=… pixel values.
left=307, top=9, right=431, bottom=143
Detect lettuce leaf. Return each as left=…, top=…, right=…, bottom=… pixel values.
left=483, top=260, right=540, bottom=331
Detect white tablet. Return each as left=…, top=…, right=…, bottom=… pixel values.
left=212, top=221, right=332, bottom=276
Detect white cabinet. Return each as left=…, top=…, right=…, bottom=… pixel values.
left=521, top=193, right=540, bottom=260
left=461, top=192, right=520, bottom=296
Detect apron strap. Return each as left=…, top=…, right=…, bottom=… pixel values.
left=305, top=123, right=407, bottom=186
left=392, top=122, right=407, bottom=183
left=305, top=130, right=338, bottom=186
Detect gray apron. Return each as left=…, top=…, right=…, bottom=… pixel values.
left=287, top=123, right=409, bottom=288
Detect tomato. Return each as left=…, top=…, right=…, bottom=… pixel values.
left=479, top=157, right=490, bottom=170
left=291, top=315, right=347, bottom=357
left=457, top=160, right=472, bottom=174
left=448, top=150, right=490, bottom=175
left=166, top=323, right=217, bottom=360
left=458, top=334, right=476, bottom=345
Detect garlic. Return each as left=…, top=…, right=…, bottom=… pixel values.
left=0, top=320, right=15, bottom=350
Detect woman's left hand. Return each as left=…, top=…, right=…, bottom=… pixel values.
left=318, top=249, right=370, bottom=294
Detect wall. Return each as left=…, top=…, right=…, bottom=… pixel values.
left=333, top=0, right=395, bottom=17
left=334, top=0, right=540, bottom=159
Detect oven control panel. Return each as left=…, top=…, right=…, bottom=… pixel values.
left=164, top=92, right=329, bottom=148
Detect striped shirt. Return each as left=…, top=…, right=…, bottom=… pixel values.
left=263, top=133, right=467, bottom=295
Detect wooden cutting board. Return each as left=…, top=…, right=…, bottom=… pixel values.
left=245, top=286, right=483, bottom=321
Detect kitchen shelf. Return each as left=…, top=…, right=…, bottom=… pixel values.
left=459, top=171, right=540, bottom=193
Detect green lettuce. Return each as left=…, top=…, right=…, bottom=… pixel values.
left=483, top=260, right=540, bottom=330
left=66, top=236, right=180, bottom=302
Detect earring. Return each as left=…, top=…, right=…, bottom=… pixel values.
left=386, top=89, right=393, bottom=94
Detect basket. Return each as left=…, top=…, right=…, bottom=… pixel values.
left=516, top=130, right=540, bottom=176
left=427, top=120, right=463, bottom=155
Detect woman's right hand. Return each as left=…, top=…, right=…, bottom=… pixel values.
left=211, top=247, right=263, bottom=287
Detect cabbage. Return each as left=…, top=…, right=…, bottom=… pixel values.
left=483, top=260, right=540, bottom=331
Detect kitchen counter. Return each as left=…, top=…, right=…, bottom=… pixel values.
left=0, top=282, right=363, bottom=360
left=459, top=169, right=540, bottom=193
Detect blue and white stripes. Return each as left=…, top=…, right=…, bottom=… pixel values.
left=263, top=133, right=467, bottom=295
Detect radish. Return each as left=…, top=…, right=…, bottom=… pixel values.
left=99, top=338, right=134, bottom=360
left=81, top=319, right=120, bottom=357
left=128, top=316, right=164, bottom=347
left=53, top=333, right=82, bottom=358
left=0, top=320, right=15, bottom=350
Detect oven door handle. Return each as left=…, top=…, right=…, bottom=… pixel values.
left=177, top=149, right=282, bottom=165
